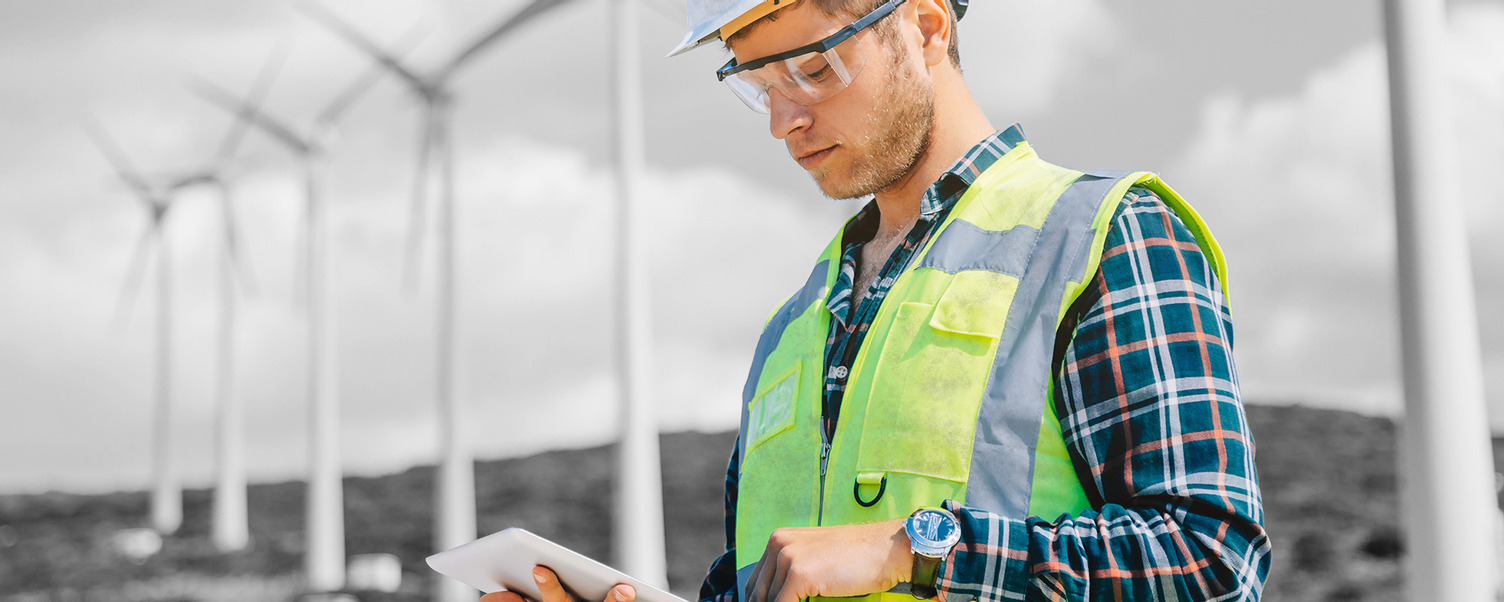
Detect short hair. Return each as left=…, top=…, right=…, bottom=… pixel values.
left=728, top=0, right=962, bottom=68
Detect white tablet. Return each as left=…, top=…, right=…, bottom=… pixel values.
left=426, top=527, right=689, bottom=602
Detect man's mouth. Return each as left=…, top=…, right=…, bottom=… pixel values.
left=796, top=145, right=837, bottom=170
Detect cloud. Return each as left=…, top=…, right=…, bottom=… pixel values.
left=0, top=127, right=844, bottom=492
left=959, top=0, right=1119, bottom=114
left=1166, top=4, right=1504, bottom=428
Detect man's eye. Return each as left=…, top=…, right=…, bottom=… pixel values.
left=800, top=61, right=832, bottom=81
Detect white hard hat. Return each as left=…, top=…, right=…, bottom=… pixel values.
left=667, top=0, right=968, bottom=58
left=667, top=0, right=791, bottom=57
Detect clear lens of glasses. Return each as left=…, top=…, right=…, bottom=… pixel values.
left=723, top=33, right=868, bottom=113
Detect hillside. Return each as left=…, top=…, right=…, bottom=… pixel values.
left=2, top=404, right=1501, bottom=601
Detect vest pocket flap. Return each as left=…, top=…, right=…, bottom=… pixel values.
left=929, top=271, right=1018, bottom=339
left=747, top=363, right=800, bottom=454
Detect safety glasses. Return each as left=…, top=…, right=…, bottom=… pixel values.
left=716, top=0, right=906, bottom=113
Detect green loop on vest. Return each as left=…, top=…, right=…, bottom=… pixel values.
left=854, top=472, right=887, bottom=507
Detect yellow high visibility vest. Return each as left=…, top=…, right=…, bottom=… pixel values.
left=733, top=141, right=1230, bottom=601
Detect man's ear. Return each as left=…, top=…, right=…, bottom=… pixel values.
left=913, top=0, right=953, bottom=68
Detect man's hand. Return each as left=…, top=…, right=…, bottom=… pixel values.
left=745, top=519, right=913, bottom=602
left=480, top=566, right=635, bottom=602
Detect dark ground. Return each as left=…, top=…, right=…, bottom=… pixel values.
left=2, top=404, right=1501, bottom=601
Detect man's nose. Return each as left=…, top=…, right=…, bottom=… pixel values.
left=768, top=88, right=812, bottom=140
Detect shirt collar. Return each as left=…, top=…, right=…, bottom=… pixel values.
left=841, top=123, right=1029, bottom=243
left=921, top=123, right=1027, bottom=217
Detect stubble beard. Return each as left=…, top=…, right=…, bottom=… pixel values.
left=811, top=45, right=936, bottom=201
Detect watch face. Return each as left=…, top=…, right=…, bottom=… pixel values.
left=908, top=509, right=960, bottom=549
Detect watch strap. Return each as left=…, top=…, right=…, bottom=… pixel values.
left=910, top=553, right=940, bottom=600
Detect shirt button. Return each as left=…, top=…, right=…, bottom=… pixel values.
left=834, top=366, right=849, bottom=379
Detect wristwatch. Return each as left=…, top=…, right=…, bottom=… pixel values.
left=905, top=507, right=961, bottom=600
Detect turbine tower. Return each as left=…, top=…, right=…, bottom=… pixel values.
left=1381, top=0, right=1498, bottom=599
left=193, top=47, right=406, bottom=591
left=608, top=0, right=668, bottom=586
left=86, top=121, right=187, bottom=536
left=299, top=4, right=577, bottom=599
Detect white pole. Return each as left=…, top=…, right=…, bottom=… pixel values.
left=433, top=95, right=479, bottom=602
left=151, top=223, right=182, bottom=535
left=213, top=187, right=250, bottom=552
left=305, top=154, right=347, bottom=591
left=610, top=0, right=669, bottom=587
left=1382, top=0, right=1499, bottom=600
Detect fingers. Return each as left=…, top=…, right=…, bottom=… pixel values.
left=531, top=566, right=635, bottom=602
left=533, top=566, right=572, bottom=602
left=751, top=549, right=794, bottom=602
left=746, top=544, right=774, bottom=602
left=606, top=584, right=636, bottom=602
left=766, top=553, right=795, bottom=602
left=482, top=593, right=527, bottom=602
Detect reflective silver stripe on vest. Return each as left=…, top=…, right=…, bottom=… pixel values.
left=738, top=259, right=832, bottom=465
left=964, top=170, right=1131, bottom=518
left=915, top=219, right=1038, bottom=277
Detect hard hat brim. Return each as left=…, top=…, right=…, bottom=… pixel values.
left=666, top=28, right=719, bottom=57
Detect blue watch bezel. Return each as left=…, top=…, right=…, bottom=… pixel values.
left=905, top=507, right=961, bottom=558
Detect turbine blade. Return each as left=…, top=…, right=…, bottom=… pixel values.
left=403, top=105, right=435, bottom=291
left=84, top=118, right=156, bottom=206
left=165, top=172, right=214, bottom=192
left=218, top=183, right=257, bottom=297
left=301, top=2, right=430, bottom=93
left=441, top=0, right=579, bottom=79
left=114, top=220, right=157, bottom=329
left=191, top=78, right=311, bottom=154
left=317, top=23, right=429, bottom=126
left=215, top=37, right=292, bottom=163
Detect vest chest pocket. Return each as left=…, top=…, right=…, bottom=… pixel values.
left=855, top=272, right=1017, bottom=486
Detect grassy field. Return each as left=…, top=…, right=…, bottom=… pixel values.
left=2, top=404, right=1501, bottom=601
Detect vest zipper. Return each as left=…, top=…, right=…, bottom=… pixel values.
left=817, top=436, right=831, bottom=525
left=824, top=268, right=901, bottom=526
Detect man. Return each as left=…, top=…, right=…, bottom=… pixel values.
left=489, top=0, right=1269, bottom=601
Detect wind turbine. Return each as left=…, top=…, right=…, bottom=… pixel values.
left=87, top=43, right=281, bottom=542
left=192, top=41, right=411, bottom=591
left=299, top=4, right=577, bottom=599
left=162, top=42, right=290, bottom=553
left=608, top=0, right=668, bottom=587
left=86, top=120, right=188, bottom=536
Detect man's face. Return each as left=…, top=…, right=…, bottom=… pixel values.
left=729, top=2, right=935, bottom=200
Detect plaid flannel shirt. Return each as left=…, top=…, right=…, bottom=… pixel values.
left=699, top=126, right=1270, bottom=601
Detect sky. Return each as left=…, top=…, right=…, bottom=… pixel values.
left=0, top=0, right=1502, bottom=494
